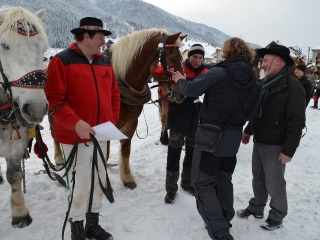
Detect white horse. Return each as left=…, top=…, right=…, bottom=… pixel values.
left=0, top=6, right=48, bottom=228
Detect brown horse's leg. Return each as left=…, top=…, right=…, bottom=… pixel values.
left=119, top=138, right=136, bottom=189
left=48, top=116, right=64, bottom=165
left=6, top=158, right=32, bottom=228
left=0, top=165, right=4, bottom=184
left=160, top=101, right=169, bottom=145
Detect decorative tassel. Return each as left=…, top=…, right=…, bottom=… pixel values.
left=10, top=128, right=21, bottom=140
left=155, top=62, right=164, bottom=74
left=34, top=141, right=48, bottom=159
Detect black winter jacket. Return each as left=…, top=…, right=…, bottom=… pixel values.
left=177, top=57, right=261, bottom=157
left=244, top=69, right=305, bottom=158
left=297, top=75, right=312, bottom=107
left=167, top=60, right=207, bottom=135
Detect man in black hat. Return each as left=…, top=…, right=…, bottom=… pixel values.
left=237, top=44, right=306, bottom=230
left=45, top=17, right=120, bottom=240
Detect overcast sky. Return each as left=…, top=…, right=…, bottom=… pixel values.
left=143, top=0, right=318, bottom=57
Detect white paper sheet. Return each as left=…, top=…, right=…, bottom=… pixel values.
left=92, top=121, right=128, bottom=141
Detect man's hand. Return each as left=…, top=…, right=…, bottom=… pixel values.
left=278, top=153, right=292, bottom=164
left=75, top=120, right=95, bottom=139
left=241, top=133, right=251, bottom=144
left=171, top=71, right=186, bottom=83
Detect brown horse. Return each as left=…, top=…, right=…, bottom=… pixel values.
left=51, top=29, right=186, bottom=189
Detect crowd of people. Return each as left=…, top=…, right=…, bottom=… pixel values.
left=45, top=16, right=311, bottom=240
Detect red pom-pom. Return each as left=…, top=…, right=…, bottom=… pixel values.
left=34, top=141, right=48, bottom=159
left=155, top=62, right=164, bottom=74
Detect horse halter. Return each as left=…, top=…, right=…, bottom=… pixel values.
left=150, top=33, right=184, bottom=102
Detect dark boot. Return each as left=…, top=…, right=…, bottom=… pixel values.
left=164, top=171, right=179, bottom=204
left=86, top=212, right=113, bottom=240
left=180, top=168, right=195, bottom=196
left=70, top=220, right=85, bottom=240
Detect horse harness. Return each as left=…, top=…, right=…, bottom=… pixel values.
left=150, top=33, right=184, bottom=103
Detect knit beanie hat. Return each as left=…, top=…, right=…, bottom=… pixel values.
left=188, top=44, right=205, bottom=57
left=295, top=64, right=307, bottom=73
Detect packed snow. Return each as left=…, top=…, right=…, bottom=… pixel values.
left=0, top=49, right=319, bottom=239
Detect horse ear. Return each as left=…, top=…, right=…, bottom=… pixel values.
left=180, top=35, right=187, bottom=41
left=165, top=32, right=181, bottom=44
left=35, top=9, right=47, bottom=22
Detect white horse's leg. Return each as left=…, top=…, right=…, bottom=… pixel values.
left=6, top=157, right=32, bottom=228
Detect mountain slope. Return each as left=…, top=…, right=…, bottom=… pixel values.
left=2, top=0, right=259, bottom=49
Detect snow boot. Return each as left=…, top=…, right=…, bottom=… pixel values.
left=236, top=209, right=264, bottom=219
left=86, top=212, right=113, bottom=240
left=164, top=171, right=179, bottom=204
left=260, top=218, right=283, bottom=231
left=180, top=168, right=195, bottom=196
left=70, top=220, right=85, bottom=240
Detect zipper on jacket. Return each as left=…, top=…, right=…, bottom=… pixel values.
left=90, top=60, right=100, bottom=125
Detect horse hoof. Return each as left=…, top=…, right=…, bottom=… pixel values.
left=160, top=136, right=169, bottom=146
left=123, top=181, right=137, bottom=190
left=12, top=213, right=32, bottom=228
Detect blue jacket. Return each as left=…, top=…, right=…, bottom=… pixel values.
left=177, top=57, right=260, bottom=157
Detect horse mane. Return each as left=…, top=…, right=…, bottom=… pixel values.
left=0, top=6, right=48, bottom=44
left=111, top=28, right=169, bottom=79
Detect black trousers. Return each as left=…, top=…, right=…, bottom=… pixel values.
left=192, top=150, right=237, bottom=239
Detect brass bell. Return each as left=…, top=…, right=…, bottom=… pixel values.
left=10, top=128, right=21, bottom=140
left=23, top=149, right=30, bottom=159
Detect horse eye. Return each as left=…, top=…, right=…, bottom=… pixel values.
left=1, top=43, right=10, bottom=51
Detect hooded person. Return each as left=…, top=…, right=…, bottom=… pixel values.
left=170, top=37, right=261, bottom=240
left=45, top=17, right=120, bottom=240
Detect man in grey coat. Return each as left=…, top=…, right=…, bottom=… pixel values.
left=237, top=44, right=306, bottom=231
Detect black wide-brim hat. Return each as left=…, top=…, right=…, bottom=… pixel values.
left=257, top=44, right=294, bottom=66
left=71, top=17, right=112, bottom=36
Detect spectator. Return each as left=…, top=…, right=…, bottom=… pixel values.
left=164, top=44, right=208, bottom=204
left=295, top=64, right=312, bottom=107
left=237, top=44, right=306, bottom=231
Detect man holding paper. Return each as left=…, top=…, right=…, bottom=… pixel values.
left=45, top=17, right=120, bottom=240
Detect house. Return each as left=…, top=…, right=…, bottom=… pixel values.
left=311, top=45, right=320, bottom=63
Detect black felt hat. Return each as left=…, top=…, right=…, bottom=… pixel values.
left=257, top=44, right=294, bottom=66
left=71, top=17, right=112, bottom=36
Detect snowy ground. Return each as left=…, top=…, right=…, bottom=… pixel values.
left=0, top=85, right=319, bottom=240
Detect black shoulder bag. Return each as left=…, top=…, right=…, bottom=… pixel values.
left=195, top=83, right=255, bottom=153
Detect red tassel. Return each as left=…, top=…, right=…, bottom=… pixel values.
left=155, top=62, right=164, bottom=74
left=34, top=141, right=48, bottom=159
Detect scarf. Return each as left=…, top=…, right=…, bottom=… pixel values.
left=258, top=67, right=287, bottom=118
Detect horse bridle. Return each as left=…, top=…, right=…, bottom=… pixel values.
left=0, top=57, right=46, bottom=132
left=149, top=33, right=184, bottom=102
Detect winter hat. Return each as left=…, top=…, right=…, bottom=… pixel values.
left=295, top=64, right=307, bottom=73
left=257, top=44, right=294, bottom=66
left=71, top=17, right=112, bottom=36
left=188, top=44, right=205, bottom=57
